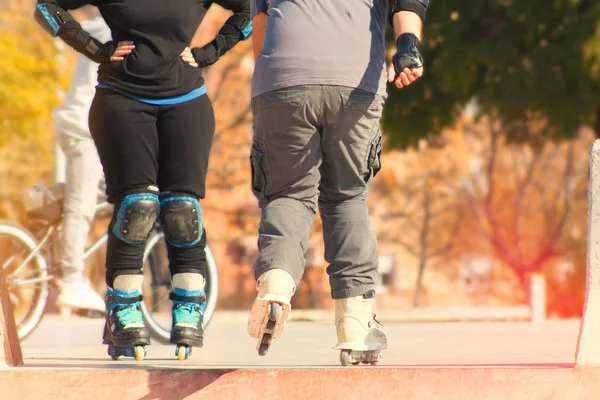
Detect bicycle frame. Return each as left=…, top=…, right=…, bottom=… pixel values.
left=10, top=200, right=114, bottom=287
left=7, top=226, right=54, bottom=286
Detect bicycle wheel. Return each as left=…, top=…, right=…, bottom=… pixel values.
left=141, top=230, right=219, bottom=344
left=0, top=220, right=49, bottom=340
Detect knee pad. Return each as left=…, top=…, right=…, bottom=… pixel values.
left=112, top=193, right=160, bottom=245
left=160, top=194, right=203, bottom=248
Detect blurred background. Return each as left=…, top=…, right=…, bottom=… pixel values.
left=1, top=0, right=600, bottom=321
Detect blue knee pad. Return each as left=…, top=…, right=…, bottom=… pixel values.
left=160, top=195, right=203, bottom=248
left=112, top=193, right=160, bottom=245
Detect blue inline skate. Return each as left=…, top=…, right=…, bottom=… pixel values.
left=169, top=288, right=206, bottom=360
left=103, top=289, right=151, bottom=361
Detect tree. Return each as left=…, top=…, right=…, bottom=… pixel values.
left=371, top=141, right=464, bottom=306
left=458, top=115, right=590, bottom=301
left=383, top=1, right=600, bottom=149
left=0, top=12, right=71, bottom=220
left=0, top=12, right=68, bottom=147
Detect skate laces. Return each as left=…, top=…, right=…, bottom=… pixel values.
left=114, top=303, right=143, bottom=327
left=173, top=304, right=202, bottom=326
left=171, top=288, right=206, bottom=326
left=106, top=289, right=144, bottom=327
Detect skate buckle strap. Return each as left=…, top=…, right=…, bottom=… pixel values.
left=169, top=290, right=206, bottom=305
left=105, top=290, right=143, bottom=305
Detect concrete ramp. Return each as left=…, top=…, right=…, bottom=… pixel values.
left=4, top=366, right=600, bottom=400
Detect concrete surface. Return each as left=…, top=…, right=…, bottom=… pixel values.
left=0, top=314, right=591, bottom=399
left=19, top=315, right=581, bottom=368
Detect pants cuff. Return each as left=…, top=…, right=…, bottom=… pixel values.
left=254, top=263, right=302, bottom=287
left=331, top=284, right=375, bottom=300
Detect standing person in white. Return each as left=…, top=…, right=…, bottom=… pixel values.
left=51, top=8, right=109, bottom=314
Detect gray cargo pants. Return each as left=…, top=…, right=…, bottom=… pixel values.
left=250, top=85, right=384, bottom=299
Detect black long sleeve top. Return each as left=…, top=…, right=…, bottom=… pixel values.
left=37, top=0, right=250, bottom=99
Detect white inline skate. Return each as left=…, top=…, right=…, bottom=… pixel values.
left=334, top=290, right=387, bottom=366
left=247, top=269, right=296, bottom=356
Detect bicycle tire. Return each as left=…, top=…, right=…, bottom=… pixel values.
left=141, top=230, right=219, bottom=344
left=0, top=220, right=49, bottom=340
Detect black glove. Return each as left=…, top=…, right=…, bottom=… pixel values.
left=89, top=40, right=116, bottom=64
left=191, top=14, right=251, bottom=68
left=191, top=45, right=215, bottom=68
left=392, top=33, right=423, bottom=78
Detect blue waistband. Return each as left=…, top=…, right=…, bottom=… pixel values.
left=96, top=84, right=207, bottom=105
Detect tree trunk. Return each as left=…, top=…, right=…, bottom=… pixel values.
left=413, top=258, right=427, bottom=307
left=413, top=188, right=432, bottom=307
left=517, top=270, right=532, bottom=307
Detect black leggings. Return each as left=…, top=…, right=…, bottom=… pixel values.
left=89, top=88, right=215, bottom=287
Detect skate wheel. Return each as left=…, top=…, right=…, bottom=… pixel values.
left=266, top=303, right=281, bottom=330
left=176, top=345, right=190, bottom=360
left=258, top=342, right=270, bottom=356
left=107, top=346, right=121, bottom=361
left=134, top=345, right=145, bottom=361
left=258, top=332, right=272, bottom=356
left=270, top=303, right=281, bottom=319
left=339, top=350, right=359, bottom=366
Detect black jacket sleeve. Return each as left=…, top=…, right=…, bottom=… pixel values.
left=35, top=0, right=114, bottom=63
left=192, top=0, right=251, bottom=67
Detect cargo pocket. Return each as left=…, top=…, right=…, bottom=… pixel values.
left=250, top=143, right=267, bottom=200
left=366, top=133, right=383, bottom=183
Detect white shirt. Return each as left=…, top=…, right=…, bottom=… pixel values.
left=52, top=17, right=111, bottom=139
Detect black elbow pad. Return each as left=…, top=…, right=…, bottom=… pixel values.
left=34, top=3, right=73, bottom=37
left=227, top=13, right=252, bottom=40
left=191, top=13, right=251, bottom=67
left=214, top=0, right=249, bottom=13
left=389, top=0, right=429, bottom=24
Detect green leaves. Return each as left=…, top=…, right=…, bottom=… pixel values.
left=383, top=0, right=600, bottom=148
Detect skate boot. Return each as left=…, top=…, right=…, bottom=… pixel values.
left=334, top=290, right=387, bottom=366
left=169, top=288, right=206, bottom=360
left=103, top=289, right=150, bottom=361
left=247, top=269, right=296, bottom=356
left=57, top=279, right=105, bottom=317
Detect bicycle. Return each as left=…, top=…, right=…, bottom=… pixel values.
left=0, top=181, right=219, bottom=343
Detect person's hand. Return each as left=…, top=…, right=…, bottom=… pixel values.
left=387, top=33, right=424, bottom=89
left=110, top=41, right=135, bottom=62
left=181, top=47, right=199, bottom=67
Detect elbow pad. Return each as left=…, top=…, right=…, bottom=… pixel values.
left=35, top=3, right=114, bottom=63
left=192, top=14, right=252, bottom=67
left=214, top=0, right=249, bottom=13
left=389, top=0, right=429, bottom=24
left=34, top=3, right=72, bottom=37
